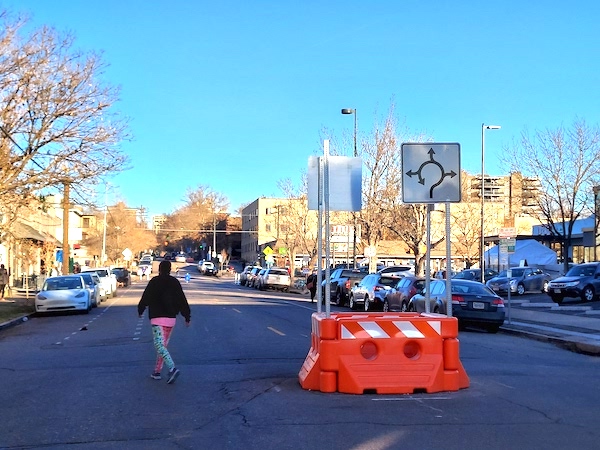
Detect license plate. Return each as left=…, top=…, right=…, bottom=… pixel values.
left=472, top=302, right=485, bottom=310
left=554, top=289, right=561, bottom=294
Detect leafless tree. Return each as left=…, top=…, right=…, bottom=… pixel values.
left=502, top=118, right=600, bottom=271
left=0, top=11, right=129, bottom=236
left=160, top=186, right=229, bottom=256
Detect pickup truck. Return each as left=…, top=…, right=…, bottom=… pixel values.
left=322, top=268, right=368, bottom=307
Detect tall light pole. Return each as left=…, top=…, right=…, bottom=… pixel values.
left=481, top=124, right=501, bottom=282
left=341, top=108, right=358, bottom=268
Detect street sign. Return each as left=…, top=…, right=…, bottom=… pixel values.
left=122, top=248, right=132, bottom=261
left=401, top=143, right=461, bottom=203
left=499, top=227, right=517, bottom=238
left=263, top=246, right=274, bottom=256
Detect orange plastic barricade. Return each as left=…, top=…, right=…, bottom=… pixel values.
left=299, top=312, right=469, bottom=394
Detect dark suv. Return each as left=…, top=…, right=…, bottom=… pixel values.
left=547, top=262, right=600, bottom=304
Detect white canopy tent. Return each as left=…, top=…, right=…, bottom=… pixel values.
left=485, top=239, right=557, bottom=269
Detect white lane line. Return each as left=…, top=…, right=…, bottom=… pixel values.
left=268, top=326, right=286, bottom=336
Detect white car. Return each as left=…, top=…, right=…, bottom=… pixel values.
left=82, top=267, right=117, bottom=298
left=35, top=275, right=92, bottom=314
left=79, top=271, right=105, bottom=306
left=175, top=253, right=187, bottom=263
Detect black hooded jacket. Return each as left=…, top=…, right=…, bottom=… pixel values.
left=138, top=273, right=191, bottom=321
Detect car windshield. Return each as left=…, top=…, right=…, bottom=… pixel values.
left=45, top=277, right=83, bottom=290
left=498, top=268, right=524, bottom=278
left=566, top=265, right=597, bottom=277
left=452, top=282, right=495, bottom=296
left=270, top=269, right=288, bottom=276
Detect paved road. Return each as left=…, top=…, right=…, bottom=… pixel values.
left=1, top=273, right=600, bottom=449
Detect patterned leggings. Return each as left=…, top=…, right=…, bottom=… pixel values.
left=152, top=325, right=175, bottom=373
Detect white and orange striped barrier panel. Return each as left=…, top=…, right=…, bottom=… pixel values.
left=299, top=312, right=469, bottom=394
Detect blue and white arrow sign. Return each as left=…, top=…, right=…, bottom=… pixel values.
left=401, top=143, right=461, bottom=203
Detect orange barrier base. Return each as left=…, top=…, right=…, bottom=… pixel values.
left=299, top=312, right=470, bottom=394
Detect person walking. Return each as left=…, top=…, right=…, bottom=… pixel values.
left=0, top=264, right=9, bottom=299
left=138, top=260, right=191, bottom=384
left=306, top=269, right=318, bottom=303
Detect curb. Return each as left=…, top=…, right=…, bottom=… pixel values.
left=0, top=314, right=32, bottom=331
left=501, top=324, right=600, bottom=356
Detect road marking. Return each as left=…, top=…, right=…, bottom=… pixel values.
left=268, top=326, right=285, bottom=336
left=232, top=308, right=242, bottom=313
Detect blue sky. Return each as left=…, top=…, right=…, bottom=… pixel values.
left=5, top=1, right=600, bottom=218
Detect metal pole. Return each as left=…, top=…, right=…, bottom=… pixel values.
left=352, top=110, right=358, bottom=268
left=481, top=124, right=485, bottom=283
left=62, top=182, right=70, bottom=274
left=213, top=212, right=216, bottom=261
left=445, top=202, right=452, bottom=317
left=425, top=204, right=432, bottom=313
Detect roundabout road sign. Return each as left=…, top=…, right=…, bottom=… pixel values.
left=401, top=143, right=461, bottom=203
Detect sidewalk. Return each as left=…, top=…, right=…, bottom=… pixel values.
left=501, top=306, right=600, bottom=355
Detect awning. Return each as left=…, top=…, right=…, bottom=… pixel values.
left=11, top=222, right=51, bottom=242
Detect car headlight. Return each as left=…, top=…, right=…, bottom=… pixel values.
left=75, top=291, right=86, bottom=298
left=509, top=279, right=517, bottom=286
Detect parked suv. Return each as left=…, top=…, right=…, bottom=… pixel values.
left=348, top=274, right=397, bottom=311
left=258, top=267, right=291, bottom=292
left=547, top=262, right=600, bottom=304
left=82, top=267, right=117, bottom=298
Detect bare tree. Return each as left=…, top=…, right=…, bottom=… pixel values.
left=0, top=12, right=129, bottom=235
left=502, top=118, right=600, bottom=271
left=159, top=186, right=229, bottom=256
left=277, top=177, right=319, bottom=269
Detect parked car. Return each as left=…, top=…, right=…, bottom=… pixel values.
left=408, top=279, right=505, bottom=333
left=246, top=267, right=263, bottom=288
left=175, top=253, right=187, bottom=263
left=453, top=268, right=499, bottom=283
left=253, top=268, right=267, bottom=288
left=486, top=266, right=551, bottom=295
left=112, top=267, right=131, bottom=287
left=348, top=274, right=398, bottom=311
left=321, top=268, right=369, bottom=306
left=82, top=267, right=118, bottom=298
left=240, top=265, right=261, bottom=286
left=79, top=272, right=102, bottom=307
left=547, top=262, right=600, bottom=304
left=258, top=267, right=291, bottom=292
left=35, top=275, right=92, bottom=314
left=377, top=265, right=415, bottom=278
left=383, top=275, right=425, bottom=312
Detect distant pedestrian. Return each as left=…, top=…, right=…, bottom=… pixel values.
left=306, top=269, right=317, bottom=303
left=0, top=264, right=9, bottom=299
left=138, top=260, right=191, bottom=384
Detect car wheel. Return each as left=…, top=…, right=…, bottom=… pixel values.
left=401, top=301, right=408, bottom=312
left=433, top=306, right=440, bottom=314
left=332, top=290, right=340, bottom=306
left=582, top=286, right=595, bottom=302
left=407, top=303, right=415, bottom=312
left=516, top=283, right=525, bottom=295
left=383, top=299, right=389, bottom=312
left=486, top=324, right=500, bottom=334
left=364, top=296, right=370, bottom=312
left=112, top=289, right=117, bottom=297
left=542, top=280, right=549, bottom=293
left=349, top=295, right=357, bottom=310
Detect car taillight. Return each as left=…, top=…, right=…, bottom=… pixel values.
left=345, top=281, right=350, bottom=289
left=493, top=297, right=505, bottom=307
left=451, top=294, right=466, bottom=305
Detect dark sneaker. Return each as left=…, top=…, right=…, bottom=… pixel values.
left=167, top=368, right=180, bottom=384
left=151, top=372, right=161, bottom=380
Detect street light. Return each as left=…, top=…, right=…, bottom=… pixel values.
left=481, top=124, right=501, bottom=283
left=341, top=108, right=358, bottom=268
